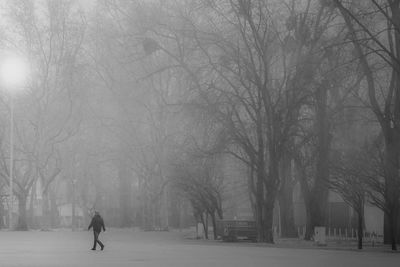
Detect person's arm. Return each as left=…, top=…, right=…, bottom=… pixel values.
left=88, top=219, right=93, bottom=230
left=101, top=218, right=106, bottom=231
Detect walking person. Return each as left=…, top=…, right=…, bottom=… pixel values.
left=88, top=211, right=106, bottom=251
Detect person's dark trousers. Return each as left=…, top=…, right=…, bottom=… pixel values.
left=92, top=231, right=104, bottom=250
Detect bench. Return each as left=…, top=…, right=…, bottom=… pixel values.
left=216, top=220, right=257, bottom=242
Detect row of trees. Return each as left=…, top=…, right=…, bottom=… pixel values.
left=118, top=0, right=399, bottom=249
left=0, top=0, right=398, bottom=251
left=0, top=0, right=88, bottom=230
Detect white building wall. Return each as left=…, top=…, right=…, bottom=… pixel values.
left=364, top=204, right=384, bottom=235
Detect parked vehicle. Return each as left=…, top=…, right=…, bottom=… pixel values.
left=216, top=220, right=257, bottom=242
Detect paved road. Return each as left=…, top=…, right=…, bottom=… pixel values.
left=0, top=230, right=398, bottom=267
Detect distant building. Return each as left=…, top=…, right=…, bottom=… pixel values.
left=58, top=203, right=84, bottom=228
left=221, top=155, right=384, bottom=237
left=292, top=182, right=384, bottom=236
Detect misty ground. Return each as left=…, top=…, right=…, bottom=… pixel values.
left=0, top=229, right=398, bottom=267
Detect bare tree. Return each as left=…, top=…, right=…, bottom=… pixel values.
left=334, top=0, right=400, bottom=250
left=171, top=152, right=224, bottom=240
left=330, top=149, right=369, bottom=249
left=0, top=0, right=87, bottom=230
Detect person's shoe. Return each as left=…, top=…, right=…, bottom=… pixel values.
left=91, top=248, right=96, bottom=251
left=101, top=245, right=104, bottom=251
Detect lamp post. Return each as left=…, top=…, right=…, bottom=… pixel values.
left=0, top=54, right=29, bottom=230
left=9, top=93, right=14, bottom=230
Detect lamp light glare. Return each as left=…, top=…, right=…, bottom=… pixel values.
left=0, top=55, right=29, bottom=89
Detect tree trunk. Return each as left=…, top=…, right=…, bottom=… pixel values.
left=262, top=198, right=276, bottom=243
left=304, top=198, right=312, bottom=240
left=357, top=208, right=363, bottom=250
left=41, top=191, right=51, bottom=230
left=50, top=190, right=59, bottom=228
left=161, top=186, right=169, bottom=230
left=389, top=209, right=399, bottom=251
left=293, top=84, right=330, bottom=241
left=303, top=84, right=330, bottom=239
left=16, top=194, right=28, bottom=231
left=28, top=187, right=35, bottom=228
left=294, top=157, right=313, bottom=240
left=383, top=130, right=400, bottom=250
left=247, top=164, right=257, bottom=221
left=200, top=212, right=208, bottom=239
left=210, top=211, right=218, bottom=240
left=118, top=160, right=132, bottom=227
left=255, top=169, right=265, bottom=242
left=305, top=188, right=328, bottom=240
left=0, top=200, right=5, bottom=229
left=260, top=143, right=280, bottom=243
left=279, top=157, right=297, bottom=238
left=397, top=212, right=400, bottom=245
left=71, top=181, right=76, bottom=231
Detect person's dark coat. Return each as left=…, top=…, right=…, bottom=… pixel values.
left=88, top=214, right=106, bottom=233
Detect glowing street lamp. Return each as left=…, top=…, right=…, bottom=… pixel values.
left=1, top=55, right=29, bottom=88
left=0, top=54, right=29, bottom=229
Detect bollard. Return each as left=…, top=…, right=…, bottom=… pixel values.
left=314, top=226, right=327, bottom=246
left=372, top=231, right=376, bottom=247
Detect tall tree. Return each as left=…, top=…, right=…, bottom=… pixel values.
left=334, top=0, right=400, bottom=250
left=330, top=149, right=369, bottom=249
left=287, top=0, right=359, bottom=240
left=0, top=0, right=87, bottom=230
left=125, top=0, right=338, bottom=242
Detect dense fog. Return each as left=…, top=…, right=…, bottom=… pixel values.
left=0, top=0, right=399, bottom=251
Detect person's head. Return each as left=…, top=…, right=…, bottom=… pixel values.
left=94, top=211, right=100, bottom=216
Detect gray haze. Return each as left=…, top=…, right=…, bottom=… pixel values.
left=0, top=1, right=399, bottom=265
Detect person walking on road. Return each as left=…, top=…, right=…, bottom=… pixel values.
left=88, top=211, right=106, bottom=251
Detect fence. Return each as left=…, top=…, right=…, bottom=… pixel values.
left=295, top=226, right=383, bottom=244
